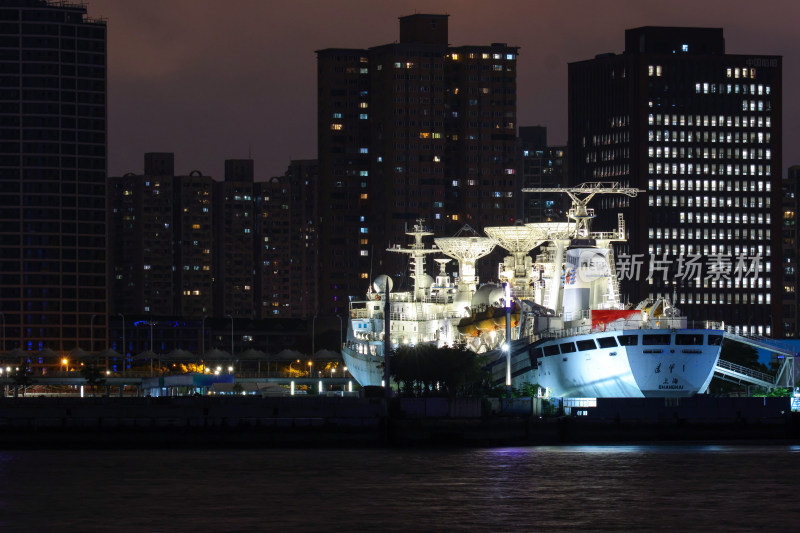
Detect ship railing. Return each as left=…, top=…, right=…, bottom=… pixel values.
left=723, top=326, right=800, bottom=357
left=526, top=319, right=725, bottom=342
left=389, top=312, right=451, bottom=322
left=415, top=295, right=453, bottom=304
left=563, top=309, right=591, bottom=321
left=349, top=309, right=371, bottom=319
left=715, top=358, right=776, bottom=384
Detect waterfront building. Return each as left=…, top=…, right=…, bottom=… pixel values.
left=316, top=14, right=518, bottom=314
left=517, top=126, right=567, bottom=223
left=568, top=27, right=782, bottom=335
left=0, top=0, right=107, bottom=353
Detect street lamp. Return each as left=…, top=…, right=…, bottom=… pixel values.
left=307, top=360, right=312, bottom=377
left=289, top=358, right=299, bottom=376
left=312, top=315, right=317, bottom=357
left=331, top=367, right=335, bottom=379
left=336, top=314, right=343, bottom=350
left=61, top=358, right=68, bottom=373
left=149, top=321, right=155, bottom=377
left=90, top=313, right=97, bottom=352
left=228, top=314, right=234, bottom=358
left=118, top=313, right=125, bottom=376
left=201, top=315, right=208, bottom=356
left=200, top=314, right=208, bottom=374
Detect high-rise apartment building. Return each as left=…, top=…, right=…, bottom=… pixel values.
left=569, top=27, right=781, bottom=336
left=317, top=14, right=518, bottom=314
left=109, top=154, right=319, bottom=321
left=213, top=159, right=256, bottom=318
left=108, top=154, right=214, bottom=319
left=256, top=159, right=318, bottom=319
left=0, top=0, right=107, bottom=353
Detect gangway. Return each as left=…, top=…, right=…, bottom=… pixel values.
left=715, top=327, right=799, bottom=389
left=714, top=359, right=776, bottom=389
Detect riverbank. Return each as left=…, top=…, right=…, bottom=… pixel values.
left=0, top=395, right=797, bottom=449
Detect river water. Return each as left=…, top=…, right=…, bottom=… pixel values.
left=1, top=445, right=798, bottom=532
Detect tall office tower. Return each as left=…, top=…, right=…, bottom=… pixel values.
left=0, top=1, right=107, bottom=353
left=255, top=159, right=318, bottom=319
left=213, top=159, right=256, bottom=318
left=517, top=126, right=567, bottom=223
left=781, top=165, right=800, bottom=337
left=317, top=14, right=518, bottom=314
left=108, top=154, right=214, bottom=319
left=569, top=27, right=781, bottom=336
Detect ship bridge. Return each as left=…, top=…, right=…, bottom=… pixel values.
left=716, top=328, right=799, bottom=390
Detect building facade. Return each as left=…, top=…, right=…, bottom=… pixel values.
left=517, top=126, right=567, bottom=223
left=109, top=154, right=215, bottom=319
left=568, top=27, right=782, bottom=336
left=213, top=159, right=256, bottom=318
left=109, top=154, right=319, bottom=321
left=0, top=0, right=107, bottom=353
left=317, top=14, right=519, bottom=314
left=782, top=165, right=799, bottom=337
left=256, top=159, right=318, bottom=319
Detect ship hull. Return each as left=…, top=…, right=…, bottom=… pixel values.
left=341, top=345, right=386, bottom=388
left=489, top=329, right=722, bottom=398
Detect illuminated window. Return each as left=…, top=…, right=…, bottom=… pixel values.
left=331, top=124, right=342, bottom=131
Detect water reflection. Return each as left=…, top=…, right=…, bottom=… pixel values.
left=0, top=445, right=797, bottom=531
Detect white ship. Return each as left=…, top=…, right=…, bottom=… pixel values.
left=342, top=182, right=723, bottom=398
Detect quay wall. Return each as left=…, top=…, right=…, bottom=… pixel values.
left=0, top=396, right=797, bottom=448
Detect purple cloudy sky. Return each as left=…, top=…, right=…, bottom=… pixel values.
left=90, top=0, right=799, bottom=179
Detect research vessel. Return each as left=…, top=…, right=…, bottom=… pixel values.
left=341, top=182, right=723, bottom=397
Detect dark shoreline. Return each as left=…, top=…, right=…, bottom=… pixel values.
left=0, top=395, right=797, bottom=449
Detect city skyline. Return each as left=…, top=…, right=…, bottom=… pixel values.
left=91, top=0, right=800, bottom=180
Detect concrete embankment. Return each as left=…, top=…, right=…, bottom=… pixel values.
left=0, top=396, right=797, bottom=449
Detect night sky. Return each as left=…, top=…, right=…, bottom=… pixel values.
left=91, top=0, right=800, bottom=180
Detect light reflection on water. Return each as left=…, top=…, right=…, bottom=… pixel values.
left=0, top=445, right=798, bottom=532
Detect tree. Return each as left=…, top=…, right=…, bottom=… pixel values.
left=80, top=364, right=106, bottom=397
left=390, top=345, right=490, bottom=397
left=719, top=340, right=767, bottom=372
left=11, top=367, right=34, bottom=398
left=712, top=340, right=770, bottom=395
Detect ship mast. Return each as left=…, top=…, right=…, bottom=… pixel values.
left=387, top=219, right=439, bottom=301
left=523, top=181, right=643, bottom=237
